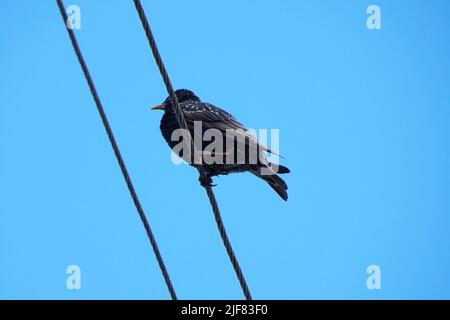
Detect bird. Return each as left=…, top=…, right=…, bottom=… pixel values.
left=150, top=89, right=290, bottom=201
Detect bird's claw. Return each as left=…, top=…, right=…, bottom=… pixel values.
left=199, top=172, right=216, bottom=187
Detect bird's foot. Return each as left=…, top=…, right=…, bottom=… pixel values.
left=199, top=172, right=216, bottom=187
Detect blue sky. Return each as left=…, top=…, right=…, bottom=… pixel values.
left=1, top=0, right=449, bottom=299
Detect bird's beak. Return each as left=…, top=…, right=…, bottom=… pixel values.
left=150, top=103, right=166, bottom=110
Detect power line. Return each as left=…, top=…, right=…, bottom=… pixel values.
left=132, top=0, right=252, bottom=300
left=56, top=0, right=177, bottom=300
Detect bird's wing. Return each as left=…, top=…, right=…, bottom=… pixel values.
left=181, top=101, right=246, bottom=131
left=181, top=101, right=279, bottom=157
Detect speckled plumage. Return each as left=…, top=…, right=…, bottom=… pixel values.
left=153, top=89, right=290, bottom=201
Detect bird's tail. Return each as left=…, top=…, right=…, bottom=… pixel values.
left=277, top=164, right=290, bottom=174
left=251, top=169, right=289, bottom=201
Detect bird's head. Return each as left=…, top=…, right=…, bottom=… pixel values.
left=150, top=89, right=200, bottom=111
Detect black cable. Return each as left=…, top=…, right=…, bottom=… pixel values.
left=56, top=0, right=177, bottom=300
left=204, top=182, right=253, bottom=300
left=132, top=0, right=252, bottom=300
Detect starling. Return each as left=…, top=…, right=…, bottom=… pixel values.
left=151, top=89, right=290, bottom=201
